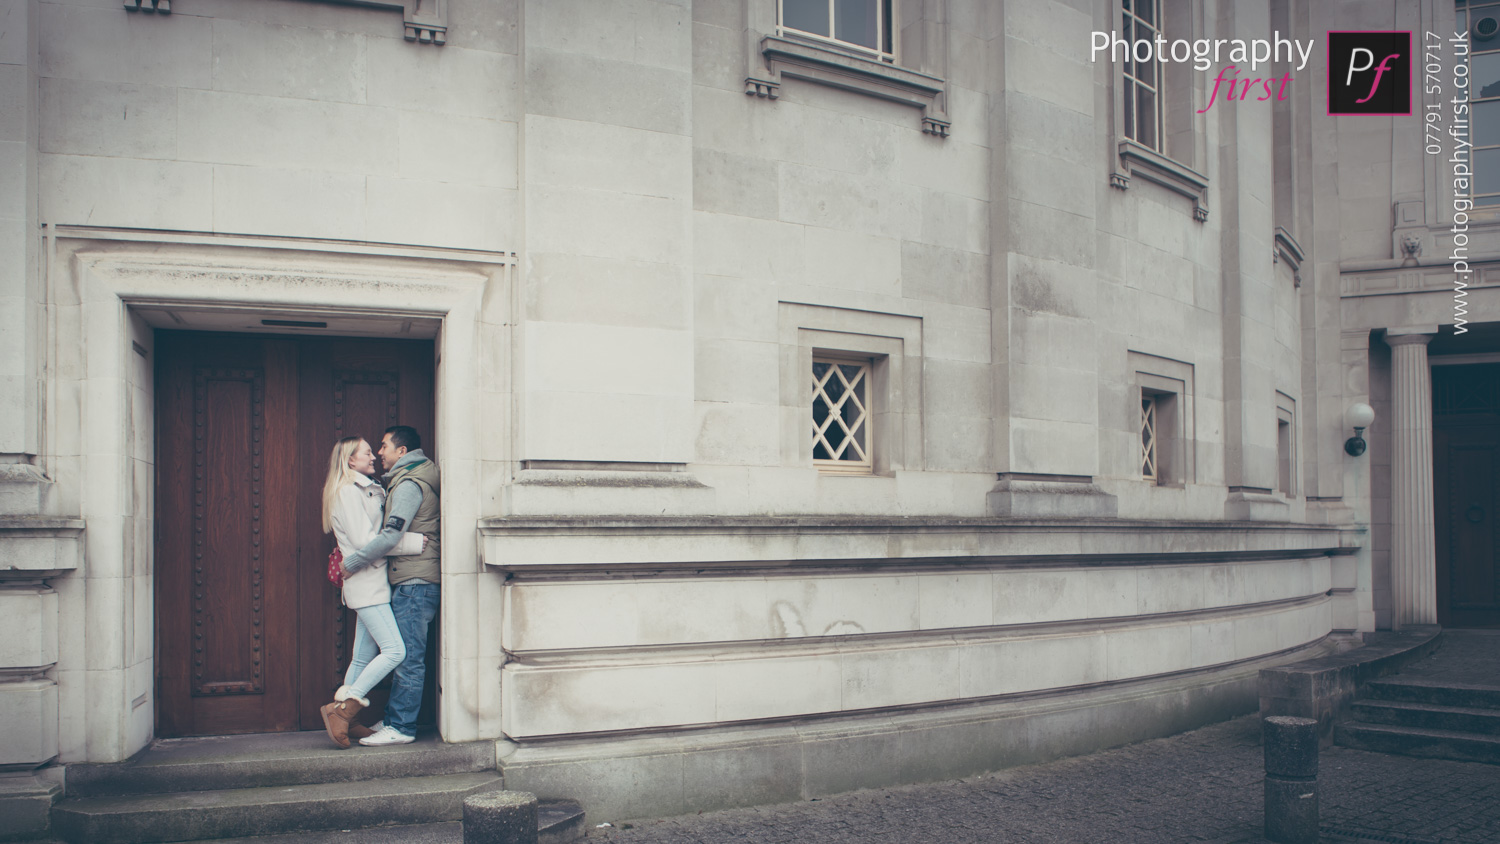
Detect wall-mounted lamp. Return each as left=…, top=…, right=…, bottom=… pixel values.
left=1345, top=403, right=1375, bottom=456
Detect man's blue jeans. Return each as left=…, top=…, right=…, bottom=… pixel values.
left=388, top=582, right=440, bottom=737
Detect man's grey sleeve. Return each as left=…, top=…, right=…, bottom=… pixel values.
left=341, top=481, right=424, bottom=576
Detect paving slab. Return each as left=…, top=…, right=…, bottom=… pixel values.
left=584, top=715, right=1500, bottom=844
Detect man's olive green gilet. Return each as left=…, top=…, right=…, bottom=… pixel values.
left=383, top=457, right=441, bottom=585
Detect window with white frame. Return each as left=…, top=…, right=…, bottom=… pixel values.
left=813, top=356, right=874, bottom=473
left=1462, top=1, right=1500, bottom=206
left=779, top=0, right=895, bottom=63
left=1122, top=0, right=1164, bottom=151
left=1141, top=393, right=1159, bottom=482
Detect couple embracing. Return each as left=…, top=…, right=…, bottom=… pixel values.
left=318, top=425, right=441, bottom=748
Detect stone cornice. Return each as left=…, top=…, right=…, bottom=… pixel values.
left=125, top=0, right=449, bottom=45
left=479, top=515, right=1361, bottom=574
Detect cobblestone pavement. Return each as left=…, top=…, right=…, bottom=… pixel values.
left=586, top=716, right=1500, bottom=844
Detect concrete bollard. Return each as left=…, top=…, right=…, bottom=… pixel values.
left=1263, top=715, right=1319, bottom=844
left=463, top=790, right=539, bottom=844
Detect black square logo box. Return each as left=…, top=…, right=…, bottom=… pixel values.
left=1327, top=31, right=1412, bottom=115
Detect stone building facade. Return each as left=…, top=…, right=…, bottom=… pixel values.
left=1, top=0, right=1497, bottom=829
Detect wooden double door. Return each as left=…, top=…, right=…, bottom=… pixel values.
left=155, top=331, right=435, bottom=737
left=1433, top=363, right=1500, bottom=628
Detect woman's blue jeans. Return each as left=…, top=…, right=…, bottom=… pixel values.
left=343, top=602, right=406, bottom=700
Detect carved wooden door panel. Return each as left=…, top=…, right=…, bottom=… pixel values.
left=1433, top=364, right=1500, bottom=629
left=156, top=333, right=300, bottom=736
left=157, top=332, right=434, bottom=736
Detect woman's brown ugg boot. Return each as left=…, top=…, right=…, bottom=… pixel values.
left=319, top=685, right=370, bottom=749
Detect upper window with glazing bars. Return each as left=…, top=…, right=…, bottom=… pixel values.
left=1122, top=0, right=1164, bottom=151
left=779, top=0, right=895, bottom=63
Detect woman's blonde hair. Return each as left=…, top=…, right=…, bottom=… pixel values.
left=322, top=437, right=366, bottom=533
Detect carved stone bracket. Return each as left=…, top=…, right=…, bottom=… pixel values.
left=747, top=36, right=950, bottom=138
left=353, top=0, right=449, bottom=45
left=1116, top=139, right=1210, bottom=223
left=745, top=78, right=781, bottom=99
left=123, top=0, right=170, bottom=13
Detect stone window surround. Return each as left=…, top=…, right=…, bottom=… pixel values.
left=45, top=227, right=503, bottom=762
left=778, top=302, right=923, bottom=476
left=1103, top=0, right=1211, bottom=221
left=1129, top=350, right=1195, bottom=487
left=126, top=0, right=450, bottom=45
left=1276, top=391, right=1297, bottom=498
left=744, top=0, right=951, bottom=137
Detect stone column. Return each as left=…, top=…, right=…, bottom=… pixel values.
left=1386, top=331, right=1437, bottom=627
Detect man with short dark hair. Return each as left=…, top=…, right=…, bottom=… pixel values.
left=339, top=424, right=441, bottom=746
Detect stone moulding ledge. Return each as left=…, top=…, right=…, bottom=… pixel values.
left=1115, top=139, right=1210, bottom=222
left=749, top=36, right=950, bottom=137
left=508, top=592, right=1333, bottom=666
left=121, top=0, right=449, bottom=44
left=479, top=516, right=1361, bottom=572
left=1274, top=226, right=1306, bottom=287
left=498, top=636, right=1338, bottom=753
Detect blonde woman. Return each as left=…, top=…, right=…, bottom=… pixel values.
left=319, top=436, right=424, bottom=748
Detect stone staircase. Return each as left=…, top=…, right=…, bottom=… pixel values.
left=48, top=731, right=584, bottom=844
left=1335, top=631, right=1500, bottom=766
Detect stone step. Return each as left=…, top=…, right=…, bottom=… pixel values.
left=178, top=822, right=463, bottom=844
left=538, top=798, right=587, bottom=844
left=1335, top=721, right=1500, bottom=765
left=50, top=771, right=504, bottom=844
left=1362, top=677, right=1500, bottom=710
left=1350, top=699, right=1500, bottom=734
left=161, top=799, right=582, bottom=844
left=66, top=731, right=492, bottom=798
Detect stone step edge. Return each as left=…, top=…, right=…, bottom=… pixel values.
left=51, top=772, right=503, bottom=844
left=1337, top=721, right=1500, bottom=743
left=145, top=800, right=584, bottom=844
left=1366, top=677, right=1500, bottom=695
left=1362, top=678, right=1500, bottom=706
left=539, top=798, right=586, bottom=844
left=65, top=742, right=495, bottom=798
left=1351, top=698, right=1500, bottom=720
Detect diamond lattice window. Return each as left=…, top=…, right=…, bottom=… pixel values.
left=1141, top=394, right=1158, bottom=482
left=813, top=358, right=873, bottom=473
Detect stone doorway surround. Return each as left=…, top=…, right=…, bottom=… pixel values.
left=39, top=226, right=510, bottom=766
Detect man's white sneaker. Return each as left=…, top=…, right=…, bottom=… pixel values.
left=359, top=725, right=415, bottom=746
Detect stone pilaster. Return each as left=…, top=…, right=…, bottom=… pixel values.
left=1386, top=331, right=1437, bottom=628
